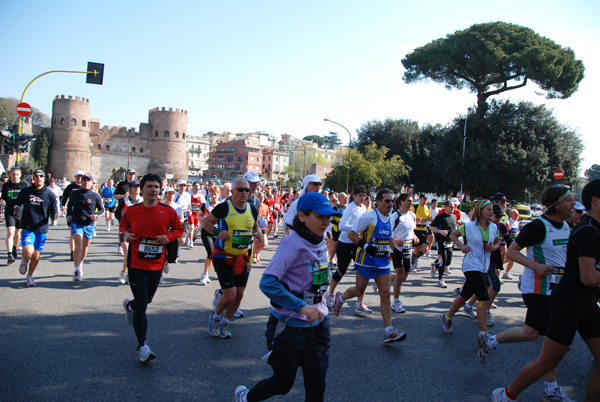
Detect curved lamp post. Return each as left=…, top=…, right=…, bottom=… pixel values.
left=323, top=118, right=351, bottom=193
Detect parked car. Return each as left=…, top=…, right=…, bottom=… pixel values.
left=514, top=204, right=532, bottom=221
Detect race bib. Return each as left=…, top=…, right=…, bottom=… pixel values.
left=549, top=267, right=565, bottom=289
left=373, top=239, right=390, bottom=257
left=104, top=198, right=113, bottom=204
left=232, top=230, right=253, bottom=249
left=138, top=238, right=163, bottom=260
left=443, top=241, right=454, bottom=249
left=305, top=259, right=329, bottom=304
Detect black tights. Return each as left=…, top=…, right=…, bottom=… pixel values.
left=436, top=242, right=453, bottom=280
left=128, top=267, right=162, bottom=347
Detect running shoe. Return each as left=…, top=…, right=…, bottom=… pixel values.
left=234, top=385, right=249, bottom=402
left=372, top=283, right=378, bottom=292
left=383, top=327, right=407, bottom=343
left=445, top=268, right=452, bottom=275
left=219, top=322, right=232, bottom=339
left=425, top=251, right=431, bottom=258
left=118, top=246, right=124, bottom=255
left=209, top=313, right=221, bottom=337
left=332, top=292, right=344, bottom=316
left=26, top=275, right=36, bottom=287
left=19, top=259, right=29, bottom=275
left=199, top=273, right=210, bottom=286
left=106, top=226, right=111, bottom=232
left=391, top=300, right=406, bottom=313
left=491, top=388, right=506, bottom=402
left=7, top=255, right=15, bottom=265
left=212, top=288, right=223, bottom=309
left=462, top=304, right=477, bottom=319
left=430, top=263, right=436, bottom=278
left=410, top=259, right=418, bottom=272
left=233, top=308, right=244, bottom=318
left=326, top=292, right=334, bottom=308
left=73, top=268, right=82, bottom=281
left=138, top=342, right=156, bottom=363
left=477, top=331, right=491, bottom=364
left=123, top=299, right=134, bottom=325
left=163, top=263, right=169, bottom=274
left=273, top=233, right=278, bottom=239
left=487, top=310, right=495, bottom=327
left=502, top=272, right=513, bottom=280
left=355, top=303, right=372, bottom=316
left=437, top=279, right=447, bottom=288
left=14, top=246, right=20, bottom=256
left=159, top=274, right=165, bottom=285
left=119, top=271, right=127, bottom=285
left=52, top=220, right=57, bottom=226
left=543, top=386, right=574, bottom=402
left=328, top=261, right=337, bottom=271
left=454, top=287, right=462, bottom=297
left=439, top=313, right=453, bottom=334
left=189, top=241, right=194, bottom=249
left=70, top=251, right=74, bottom=261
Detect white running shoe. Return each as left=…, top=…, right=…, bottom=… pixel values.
left=118, top=246, right=124, bottom=255
left=159, top=274, right=165, bottom=284
left=138, top=342, right=156, bottom=363
left=219, top=322, right=232, bottom=338
left=199, top=273, right=210, bottom=285
left=430, top=263, right=436, bottom=278
left=189, top=241, right=194, bottom=249
left=209, top=313, right=221, bottom=337
left=123, top=299, right=134, bottom=325
left=437, top=279, right=448, bottom=288
left=119, top=271, right=127, bottom=285
left=26, top=275, right=36, bottom=287
left=106, top=226, right=111, bottom=232
left=212, top=289, right=223, bottom=309
left=383, top=327, right=407, bottom=344
left=425, top=251, right=431, bottom=258
left=233, top=308, right=244, bottom=318
left=325, top=292, right=334, bottom=308
left=462, top=304, right=477, bottom=319
left=163, top=263, right=169, bottom=274
left=73, top=268, right=82, bottom=281
left=487, top=310, right=495, bottom=327
left=19, top=259, right=29, bottom=275
left=502, top=272, right=513, bottom=280
left=235, top=385, right=249, bottom=402
left=391, top=299, right=406, bottom=313
left=354, top=303, right=372, bottom=316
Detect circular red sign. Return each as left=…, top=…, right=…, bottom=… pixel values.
left=16, top=102, right=32, bottom=117
left=554, top=169, right=564, bottom=180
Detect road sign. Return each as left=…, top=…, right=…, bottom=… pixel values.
left=554, top=169, right=564, bottom=180
left=16, top=102, right=32, bottom=117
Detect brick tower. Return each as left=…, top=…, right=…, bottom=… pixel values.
left=147, top=107, right=188, bottom=180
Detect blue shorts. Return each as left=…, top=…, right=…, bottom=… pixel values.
left=21, top=230, right=47, bottom=251
left=356, top=265, right=390, bottom=279
left=70, top=222, right=95, bottom=240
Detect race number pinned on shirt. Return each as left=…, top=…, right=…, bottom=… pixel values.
left=549, top=267, right=565, bottom=289
left=138, top=238, right=163, bottom=259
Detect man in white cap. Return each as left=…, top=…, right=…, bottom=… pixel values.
left=242, top=171, right=261, bottom=212
left=61, top=170, right=84, bottom=261
left=283, top=174, right=324, bottom=229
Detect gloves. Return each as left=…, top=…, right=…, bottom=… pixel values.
left=365, top=244, right=378, bottom=256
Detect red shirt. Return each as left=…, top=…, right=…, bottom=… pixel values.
left=119, top=202, right=184, bottom=271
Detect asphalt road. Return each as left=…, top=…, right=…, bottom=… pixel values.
left=0, top=217, right=592, bottom=401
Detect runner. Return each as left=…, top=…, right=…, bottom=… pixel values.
left=202, top=178, right=263, bottom=339
left=101, top=179, right=116, bottom=231
left=502, top=208, right=520, bottom=280
left=114, top=169, right=137, bottom=254
left=426, top=199, right=438, bottom=258
left=66, top=174, right=104, bottom=281
left=116, top=181, right=143, bottom=284
left=234, top=192, right=340, bottom=402
left=187, top=182, right=205, bottom=248
left=328, top=192, right=347, bottom=269
left=439, top=199, right=499, bottom=335
left=326, top=185, right=371, bottom=315
left=121, top=173, right=184, bottom=363
left=1, top=167, right=28, bottom=264
left=199, top=185, right=221, bottom=285
left=411, top=193, right=432, bottom=271
left=283, top=174, right=323, bottom=229
left=390, top=193, right=418, bottom=313
left=429, top=199, right=458, bottom=288
left=14, top=169, right=57, bottom=287
left=48, top=178, right=62, bottom=226
left=174, top=180, right=192, bottom=246
left=252, top=191, right=269, bottom=266
left=480, top=186, right=575, bottom=402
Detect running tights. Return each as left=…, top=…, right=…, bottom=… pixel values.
left=128, top=267, right=162, bottom=347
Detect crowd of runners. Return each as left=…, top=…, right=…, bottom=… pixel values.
left=2, top=164, right=599, bottom=402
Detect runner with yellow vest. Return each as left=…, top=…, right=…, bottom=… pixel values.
left=411, top=193, right=432, bottom=271
left=202, top=177, right=264, bottom=339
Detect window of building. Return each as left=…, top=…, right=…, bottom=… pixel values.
left=250, top=156, right=254, bottom=161
left=269, top=156, right=272, bottom=161
left=218, top=156, right=224, bottom=161
left=227, top=156, right=233, bottom=162
left=164, top=131, right=170, bottom=138
left=246, top=156, right=248, bottom=160
left=61, top=118, right=65, bottom=125
left=174, top=131, right=179, bottom=138
left=183, top=133, right=186, bottom=139
left=237, top=156, right=242, bottom=162
left=155, top=130, right=158, bottom=137
left=82, top=120, right=87, bottom=127
left=97, top=144, right=101, bottom=150
left=276, top=156, right=279, bottom=161
left=257, top=157, right=260, bottom=162
left=131, top=147, right=136, bottom=153
left=140, top=148, right=143, bottom=153
left=105, top=145, right=110, bottom=151
left=71, top=118, right=77, bottom=126
left=229, top=148, right=235, bottom=152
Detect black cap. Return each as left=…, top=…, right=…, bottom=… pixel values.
left=82, top=173, right=93, bottom=181
left=493, top=204, right=506, bottom=217
left=491, top=192, right=507, bottom=202
left=419, top=193, right=428, bottom=199
left=130, top=180, right=141, bottom=187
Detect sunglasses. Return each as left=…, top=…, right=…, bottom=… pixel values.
left=382, top=199, right=393, bottom=203
left=236, top=188, right=250, bottom=192
left=309, top=182, right=323, bottom=186
left=34, top=174, right=45, bottom=178
left=575, top=209, right=585, bottom=214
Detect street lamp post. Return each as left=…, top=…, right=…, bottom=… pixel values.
left=324, top=118, right=351, bottom=193
left=459, top=109, right=469, bottom=203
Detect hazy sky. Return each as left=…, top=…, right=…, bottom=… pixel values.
left=2, top=0, right=598, bottom=172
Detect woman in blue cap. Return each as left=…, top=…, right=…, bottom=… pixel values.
left=234, top=192, right=342, bottom=402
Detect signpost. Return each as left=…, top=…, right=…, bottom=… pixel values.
left=16, top=102, right=32, bottom=117
left=554, top=169, right=565, bottom=180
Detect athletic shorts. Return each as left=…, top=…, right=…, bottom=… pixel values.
left=546, top=289, right=600, bottom=346
left=391, top=249, right=411, bottom=271
left=201, top=228, right=216, bottom=257
left=460, top=271, right=490, bottom=302
left=213, top=257, right=248, bottom=289
left=5, top=214, right=21, bottom=229
left=105, top=205, right=116, bottom=213
left=414, top=230, right=429, bottom=246
left=21, top=230, right=47, bottom=251
left=356, top=264, right=390, bottom=279
left=70, top=222, right=95, bottom=240
left=522, top=293, right=550, bottom=335
left=188, top=213, right=200, bottom=226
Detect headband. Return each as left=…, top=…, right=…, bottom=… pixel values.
left=480, top=200, right=492, bottom=209
left=546, top=189, right=573, bottom=210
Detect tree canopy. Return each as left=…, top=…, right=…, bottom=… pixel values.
left=585, top=164, right=600, bottom=182
left=0, top=97, right=50, bottom=129
left=402, top=22, right=585, bottom=114
left=323, top=132, right=342, bottom=149
left=302, top=135, right=324, bottom=147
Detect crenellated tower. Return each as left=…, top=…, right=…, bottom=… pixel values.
left=48, top=95, right=91, bottom=177
left=147, top=107, right=188, bottom=180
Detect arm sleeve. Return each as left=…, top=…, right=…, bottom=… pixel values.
left=95, top=195, right=105, bottom=216
left=338, top=205, right=354, bottom=232
left=260, top=274, right=306, bottom=313
left=573, top=225, right=600, bottom=260
left=514, top=219, right=545, bottom=248
left=351, top=212, right=373, bottom=235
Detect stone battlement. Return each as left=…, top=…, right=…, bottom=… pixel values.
left=97, top=126, right=139, bottom=136
left=54, top=95, right=89, bottom=102
left=148, top=107, right=187, bottom=114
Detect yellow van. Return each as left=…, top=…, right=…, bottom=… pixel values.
left=514, top=204, right=532, bottom=220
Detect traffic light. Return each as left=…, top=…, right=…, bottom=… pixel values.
left=1, top=130, right=15, bottom=154
left=17, top=133, right=35, bottom=153
left=86, top=62, right=104, bottom=85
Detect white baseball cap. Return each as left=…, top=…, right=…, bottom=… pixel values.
left=302, top=174, right=323, bottom=189
left=243, top=171, right=261, bottom=183
left=164, top=187, right=176, bottom=193
left=178, top=180, right=187, bottom=185
left=75, top=170, right=84, bottom=176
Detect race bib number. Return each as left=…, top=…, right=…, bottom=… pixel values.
left=306, top=259, right=329, bottom=304
left=374, top=239, right=390, bottom=257
left=191, top=204, right=200, bottom=212
left=232, top=230, right=253, bottom=249
left=138, top=238, right=163, bottom=260
left=443, top=241, right=454, bottom=249
left=104, top=198, right=113, bottom=204
left=549, top=267, right=565, bottom=289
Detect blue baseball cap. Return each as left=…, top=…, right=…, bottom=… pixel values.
left=297, top=192, right=342, bottom=217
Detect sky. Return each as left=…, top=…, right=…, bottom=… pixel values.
left=1, top=0, right=598, bottom=172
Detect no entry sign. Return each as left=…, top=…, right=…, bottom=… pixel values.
left=554, top=169, right=564, bottom=180
left=16, top=102, right=32, bottom=117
